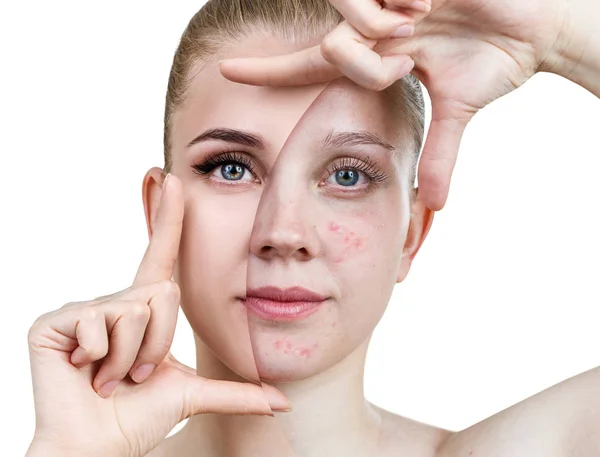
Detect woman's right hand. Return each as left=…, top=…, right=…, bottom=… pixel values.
left=219, top=0, right=592, bottom=211
left=26, top=173, right=289, bottom=457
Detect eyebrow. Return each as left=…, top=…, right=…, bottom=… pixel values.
left=186, top=127, right=394, bottom=152
left=186, top=128, right=264, bottom=149
left=321, top=130, right=395, bottom=151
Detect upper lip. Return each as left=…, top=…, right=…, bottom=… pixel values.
left=245, top=286, right=327, bottom=302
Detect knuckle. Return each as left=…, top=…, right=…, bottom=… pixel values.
left=28, top=308, right=59, bottom=340
left=60, top=301, right=80, bottom=310
left=27, top=320, right=43, bottom=343
left=87, top=343, right=109, bottom=360
left=158, top=279, right=181, bottom=302
left=361, top=19, right=388, bottom=38
left=80, top=306, right=99, bottom=321
left=320, top=35, right=341, bottom=64
left=160, top=337, right=174, bottom=351
left=129, top=301, right=151, bottom=319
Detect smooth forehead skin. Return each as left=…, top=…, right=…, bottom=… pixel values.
left=170, top=33, right=410, bottom=165
left=170, top=35, right=328, bottom=159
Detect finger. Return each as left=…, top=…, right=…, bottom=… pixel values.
left=384, top=0, right=432, bottom=14
left=126, top=280, right=181, bottom=383
left=90, top=299, right=151, bottom=398
left=183, top=376, right=291, bottom=416
left=321, top=21, right=415, bottom=91
left=417, top=101, right=473, bottom=211
left=219, top=46, right=342, bottom=87
left=220, top=21, right=415, bottom=91
left=132, top=173, right=184, bottom=287
left=329, top=0, right=415, bottom=39
left=70, top=307, right=109, bottom=368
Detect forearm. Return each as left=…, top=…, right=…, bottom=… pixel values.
left=541, top=0, right=600, bottom=97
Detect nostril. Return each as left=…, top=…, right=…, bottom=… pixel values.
left=261, top=246, right=275, bottom=255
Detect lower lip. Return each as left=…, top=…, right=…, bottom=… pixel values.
left=242, top=297, right=325, bottom=322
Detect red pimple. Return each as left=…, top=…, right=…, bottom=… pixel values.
left=274, top=340, right=282, bottom=350
left=299, top=349, right=311, bottom=357
left=329, top=222, right=340, bottom=232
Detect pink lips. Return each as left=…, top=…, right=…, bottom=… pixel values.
left=243, top=286, right=327, bottom=322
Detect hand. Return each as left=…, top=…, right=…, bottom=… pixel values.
left=26, top=173, right=289, bottom=457
left=218, top=0, right=569, bottom=210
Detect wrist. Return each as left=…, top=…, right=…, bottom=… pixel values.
left=26, top=438, right=99, bottom=457
left=540, top=0, right=600, bottom=96
left=26, top=442, right=75, bottom=457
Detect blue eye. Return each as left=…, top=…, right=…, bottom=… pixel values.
left=334, top=169, right=360, bottom=186
left=326, top=168, right=365, bottom=187
left=221, top=163, right=247, bottom=180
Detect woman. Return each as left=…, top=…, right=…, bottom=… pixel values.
left=26, top=0, right=600, bottom=456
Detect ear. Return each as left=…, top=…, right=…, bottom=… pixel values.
left=396, top=190, right=435, bottom=283
left=142, top=167, right=168, bottom=240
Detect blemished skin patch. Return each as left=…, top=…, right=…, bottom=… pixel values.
left=272, top=339, right=320, bottom=358
left=328, top=220, right=366, bottom=263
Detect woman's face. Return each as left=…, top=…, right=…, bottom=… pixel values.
left=156, top=35, right=431, bottom=383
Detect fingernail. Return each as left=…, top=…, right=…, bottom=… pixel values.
left=98, top=380, right=119, bottom=398
left=264, top=389, right=292, bottom=413
left=391, top=24, right=415, bottom=38
left=399, top=59, right=415, bottom=77
left=163, top=173, right=171, bottom=189
left=131, top=363, right=156, bottom=383
left=410, top=0, right=431, bottom=13
left=273, top=406, right=292, bottom=413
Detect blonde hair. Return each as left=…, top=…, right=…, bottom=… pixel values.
left=163, top=0, right=425, bottom=185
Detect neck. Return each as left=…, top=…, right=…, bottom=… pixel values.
left=180, top=335, right=383, bottom=457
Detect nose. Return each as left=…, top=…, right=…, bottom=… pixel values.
left=250, top=173, right=320, bottom=262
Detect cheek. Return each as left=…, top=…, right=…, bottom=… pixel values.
left=177, top=192, right=259, bottom=285
left=327, top=221, right=366, bottom=263
left=326, top=206, right=399, bottom=264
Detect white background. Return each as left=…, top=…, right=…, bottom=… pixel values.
left=2, top=1, right=599, bottom=455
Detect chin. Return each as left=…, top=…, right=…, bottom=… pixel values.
left=248, top=332, right=349, bottom=383
left=254, top=353, right=324, bottom=383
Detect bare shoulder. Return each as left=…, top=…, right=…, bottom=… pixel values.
left=369, top=403, right=454, bottom=457
left=436, top=366, right=600, bottom=457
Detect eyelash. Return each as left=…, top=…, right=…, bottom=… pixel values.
left=324, top=156, right=388, bottom=185
left=191, top=151, right=257, bottom=178
left=190, top=151, right=388, bottom=187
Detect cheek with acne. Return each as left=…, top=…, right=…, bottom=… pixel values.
left=327, top=221, right=366, bottom=263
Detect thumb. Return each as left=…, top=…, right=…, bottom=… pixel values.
left=417, top=98, right=474, bottom=211
left=176, top=369, right=291, bottom=418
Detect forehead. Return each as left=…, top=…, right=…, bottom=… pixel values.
left=170, top=36, right=402, bottom=155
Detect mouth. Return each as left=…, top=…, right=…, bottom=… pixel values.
left=241, top=286, right=327, bottom=322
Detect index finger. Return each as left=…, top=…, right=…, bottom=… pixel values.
left=220, top=19, right=415, bottom=92
left=219, top=45, right=342, bottom=87
left=132, top=173, right=184, bottom=287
